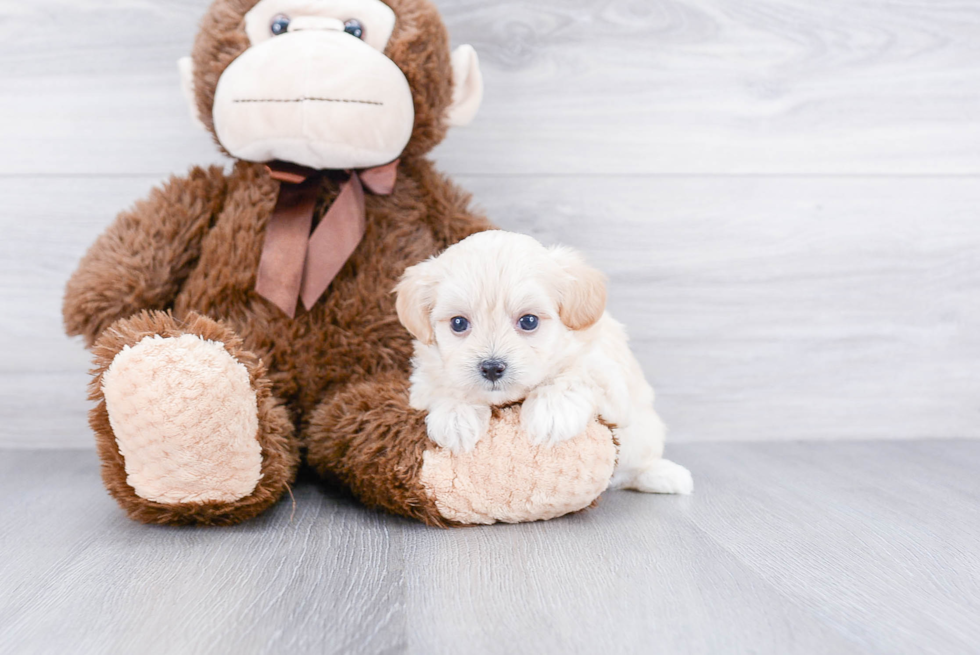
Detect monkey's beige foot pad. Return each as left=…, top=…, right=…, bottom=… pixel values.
left=101, top=334, right=263, bottom=504
left=420, top=407, right=616, bottom=525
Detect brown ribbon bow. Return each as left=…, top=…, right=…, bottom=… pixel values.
left=255, top=159, right=398, bottom=317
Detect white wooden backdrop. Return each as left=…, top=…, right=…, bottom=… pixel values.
left=1, top=0, right=978, bottom=448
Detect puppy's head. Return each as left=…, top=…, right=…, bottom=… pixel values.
left=395, top=231, right=606, bottom=405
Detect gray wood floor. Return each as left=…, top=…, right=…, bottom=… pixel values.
left=2, top=440, right=980, bottom=655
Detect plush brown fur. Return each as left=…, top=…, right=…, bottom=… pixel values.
left=64, top=0, right=493, bottom=526
left=306, top=372, right=451, bottom=527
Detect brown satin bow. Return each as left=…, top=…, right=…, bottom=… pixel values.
left=255, top=159, right=399, bottom=317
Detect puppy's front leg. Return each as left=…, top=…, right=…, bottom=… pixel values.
left=424, top=399, right=491, bottom=453
left=521, top=376, right=595, bottom=446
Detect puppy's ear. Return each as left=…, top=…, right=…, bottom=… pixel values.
left=549, top=246, right=607, bottom=331
left=394, top=259, right=438, bottom=345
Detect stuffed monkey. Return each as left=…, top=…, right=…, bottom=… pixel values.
left=63, top=0, right=615, bottom=527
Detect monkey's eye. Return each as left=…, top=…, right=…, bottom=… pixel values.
left=344, top=19, right=364, bottom=39
left=450, top=316, right=470, bottom=333
left=270, top=14, right=290, bottom=36
left=518, top=315, right=539, bottom=332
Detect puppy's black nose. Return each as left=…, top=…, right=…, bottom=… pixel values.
left=479, top=359, right=507, bottom=382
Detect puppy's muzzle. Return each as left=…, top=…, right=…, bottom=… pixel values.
left=479, top=359, right=507, bottom=382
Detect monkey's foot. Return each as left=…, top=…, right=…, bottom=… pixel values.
left=91, top=311, right=299, bottom=526
left=103, top=332, right=263, bottom=503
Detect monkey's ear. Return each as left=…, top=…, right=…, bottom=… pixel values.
left=177, top=56, right=207, bottom=130
left=446, top=45, right=483, bottom=127
left=394, top=260, right=438, bottom=345
left=549, top=246, right=608, bottom=331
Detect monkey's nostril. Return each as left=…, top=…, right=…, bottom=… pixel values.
left=479, top=359, right=507, bottom=382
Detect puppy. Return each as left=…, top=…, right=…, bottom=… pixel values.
left=395, top=230, right=692, bottom=494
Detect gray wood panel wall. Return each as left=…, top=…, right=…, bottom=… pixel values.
left=1, top=0, right=978, bottom=448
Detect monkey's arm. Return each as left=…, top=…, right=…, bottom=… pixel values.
left=63, top=166, right=228, bottom=346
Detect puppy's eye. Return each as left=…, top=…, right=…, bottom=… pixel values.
left=344, top=19, right=364, bottom=39
left=270, top=14, right=291, bottom=35
left=450, top=316, right=470, bottom=333
left=518, top=315, right=539, bottom=332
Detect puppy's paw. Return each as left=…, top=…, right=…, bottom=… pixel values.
left=631, top=459, right=693, bottom=495
left=425, top=403, right=491, bottom=453
left=521, top=386, right=594, bottom=446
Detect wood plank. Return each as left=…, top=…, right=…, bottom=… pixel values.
left=3, top=441, right=980, bottom=653
left=5, top=174, right=976, bottom=447
left=0, top=0, right=225, bottom=177
left=0, top=451, right=407, bottom=655
left=1, top=0, right=979, bottom=176
left=676, top=440, right=980, bottom=654
left=397, top=492, right=862, bottom=655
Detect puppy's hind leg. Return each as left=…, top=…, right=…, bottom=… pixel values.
left=610, top=408, right=693, bottom=495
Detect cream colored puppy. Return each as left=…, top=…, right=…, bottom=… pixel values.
left=395, top=230, right=692, bottom=494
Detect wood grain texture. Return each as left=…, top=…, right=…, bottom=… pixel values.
left=3, top=441, right=980, bottom=654
left=1, top=0, right=978, bottom=446
left=0, top=453, right=406, bottom=655
left=4, top=175, right=977, bottom=447
left=1, top=0, right=979, bottom=176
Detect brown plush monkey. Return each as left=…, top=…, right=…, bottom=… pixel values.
left=63, top=0, right=614, bottom=527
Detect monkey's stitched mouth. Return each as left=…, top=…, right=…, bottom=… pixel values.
left=233, top=97, right=384, bottom=106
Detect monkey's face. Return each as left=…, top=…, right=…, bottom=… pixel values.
left=214, top=0, right=412, bottom=169
left=182, top=0, right=483, bottom=169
